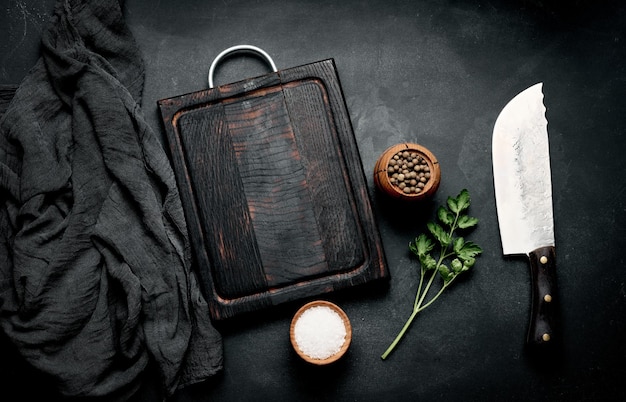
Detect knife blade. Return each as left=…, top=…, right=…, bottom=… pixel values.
left=492, top=82, right=557, bottom=346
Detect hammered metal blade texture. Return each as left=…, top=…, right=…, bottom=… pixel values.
left=492, top=82, right=555, bottom=256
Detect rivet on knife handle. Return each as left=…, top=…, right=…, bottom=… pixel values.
left=527, top=246, right=557, bottom=345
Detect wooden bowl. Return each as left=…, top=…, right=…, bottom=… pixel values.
left=373, top=143, right=441, bottom=201
left=290, top=300, right=352, bottom=365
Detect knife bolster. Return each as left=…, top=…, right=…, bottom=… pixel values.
left=527, top=246, right=558, bottom=346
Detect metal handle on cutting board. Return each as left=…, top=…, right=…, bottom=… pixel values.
left=208, top=45, right=278, bottom=88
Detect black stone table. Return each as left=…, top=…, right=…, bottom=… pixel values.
left=1, top=1, right=625, bottom=401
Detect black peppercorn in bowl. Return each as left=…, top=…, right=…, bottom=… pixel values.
left=373, top=143, right=441, bottom=202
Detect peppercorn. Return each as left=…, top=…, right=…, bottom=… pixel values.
left=386, top=151, right=430, bottom=194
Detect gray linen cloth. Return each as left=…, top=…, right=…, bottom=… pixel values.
left=0, top=0, right=223, bottom=399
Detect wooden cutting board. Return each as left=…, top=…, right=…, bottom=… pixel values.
left=158, top=59, right=388, bottom=320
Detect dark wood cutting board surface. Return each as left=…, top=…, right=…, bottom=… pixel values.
left=158, top=59, right=388, bottom=320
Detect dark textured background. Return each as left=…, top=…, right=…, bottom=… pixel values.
left=2, top=0, right=625, bottom=401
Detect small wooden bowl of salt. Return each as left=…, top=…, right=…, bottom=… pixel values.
left=290, top=300, right=352, bottom=365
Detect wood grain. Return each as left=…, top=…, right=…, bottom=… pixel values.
left=158, top=59, right=388, bottom=319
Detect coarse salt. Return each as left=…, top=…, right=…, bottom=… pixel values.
left=294, top=305, right=347, bottom=360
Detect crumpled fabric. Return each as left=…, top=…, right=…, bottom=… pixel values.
left=0, top=0, right=223, bottom=399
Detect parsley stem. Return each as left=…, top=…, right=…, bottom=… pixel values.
left=417, top=266, right=438, bottom=308
left=413, top=268, right=426, bottom=310
left=417, top=280, right=452, bottom=312
left=381, top=307, right=419, bottom=360
left=384, top=267, right=452, bottom=360
left=381, top=273, right=457, bottom=360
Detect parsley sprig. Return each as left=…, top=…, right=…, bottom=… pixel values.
left=381, top=189, right=483, bottom=360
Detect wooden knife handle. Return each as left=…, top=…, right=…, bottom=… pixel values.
left=527, top=246, right=558, bottom=346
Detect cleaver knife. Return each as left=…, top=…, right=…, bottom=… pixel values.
left=492, top=82, right=557, bottom=346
